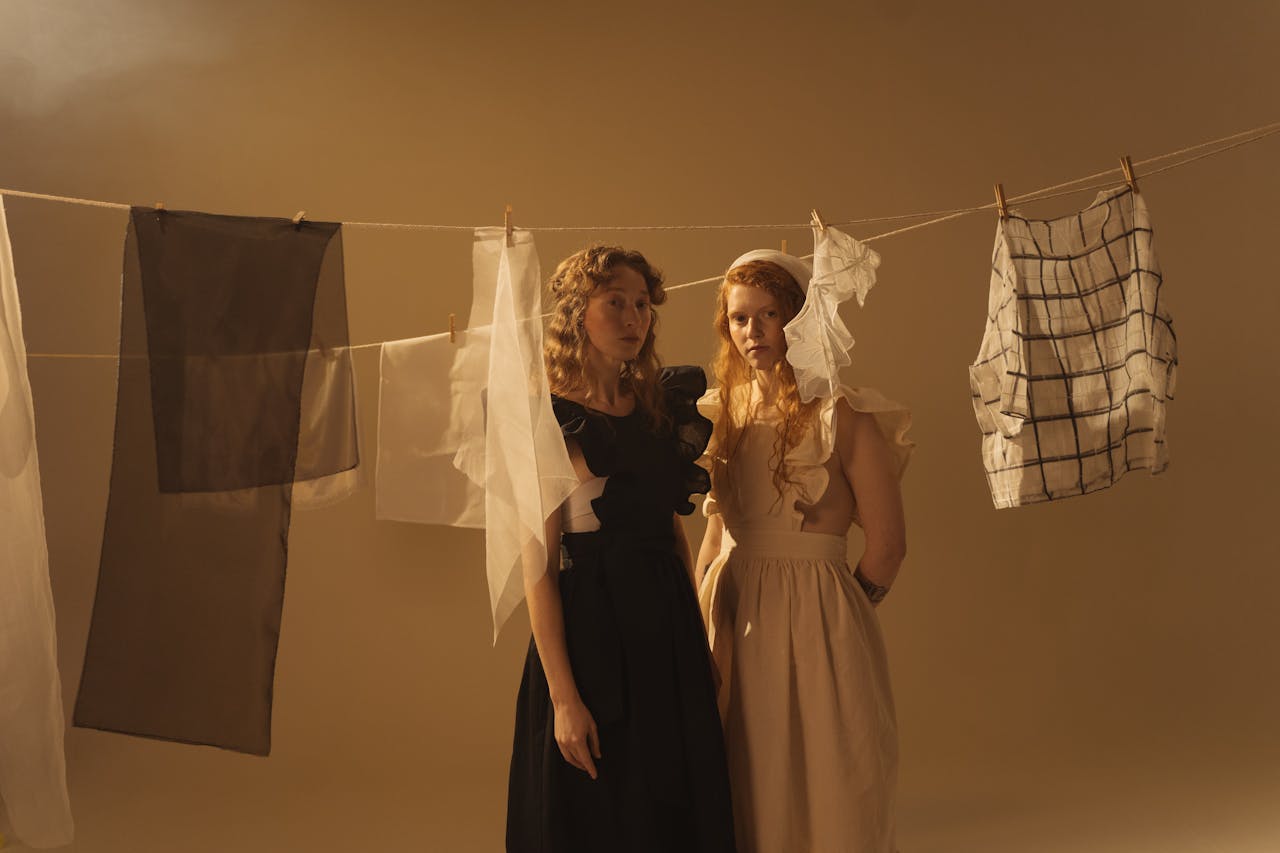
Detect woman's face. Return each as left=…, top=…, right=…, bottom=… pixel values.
left=582, top=266, right=653, bottom=363
left=726, top=284, right=787, bottom=371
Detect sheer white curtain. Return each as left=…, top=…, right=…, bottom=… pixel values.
left=0, top=195, right=74, bottom=848
left=377, top=228, right=576, bottom=639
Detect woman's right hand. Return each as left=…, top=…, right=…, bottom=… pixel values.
left=553, top=695, right=601, bottom=780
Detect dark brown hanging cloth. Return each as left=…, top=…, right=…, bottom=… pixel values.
left=73, top=208, right=354, bottom=755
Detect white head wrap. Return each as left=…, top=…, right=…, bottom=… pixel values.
left=727, top=249, right=814, bottom=293
left=727, top=225, right=882, bottom=403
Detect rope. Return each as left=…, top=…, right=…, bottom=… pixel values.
left=16, top=119, right=1280, bottom=359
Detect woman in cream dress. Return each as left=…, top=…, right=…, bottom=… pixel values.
left=695, top=234, right=913, bottom=853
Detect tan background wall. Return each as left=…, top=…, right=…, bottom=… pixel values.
left=2, top=1, right=1278, bottom=850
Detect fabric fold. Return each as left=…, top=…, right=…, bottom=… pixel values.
left=374, top=229, right=577, bottom=640
left=697, top=382, right=912, bottom=527
left=0, top=195, right=75, bottom=848
left=968, top=187, right=1176, bottom=508
left=783, top=225, right=881, bottom=403
left=375, top=330, right=485, bottom=527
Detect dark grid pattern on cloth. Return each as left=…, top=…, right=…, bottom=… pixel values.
left=968, top=187, right=1177, bottom=509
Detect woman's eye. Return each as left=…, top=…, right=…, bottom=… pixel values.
left=766, top=310, right=778, bottom=319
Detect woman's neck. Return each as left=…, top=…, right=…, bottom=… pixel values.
left=579, top=350, right=628, bottom=409
left=754, top=367, right=781, bottom=407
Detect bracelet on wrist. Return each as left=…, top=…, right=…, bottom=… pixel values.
left=853, top=566, right=890, bottom=604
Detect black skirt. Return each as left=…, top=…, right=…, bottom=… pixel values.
left=506, top=530, right=736, bottom=853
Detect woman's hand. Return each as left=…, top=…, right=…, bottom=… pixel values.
left=553, top=695, right=602, bottom=780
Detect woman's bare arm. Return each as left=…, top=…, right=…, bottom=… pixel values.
left=835, top=400, right=907, bottom=593
left=524, top=442, right=601, bottom=778
left=525, top=509, right=577, bottom=709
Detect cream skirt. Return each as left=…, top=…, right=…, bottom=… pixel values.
left=700, top=529, right=898, bottom=853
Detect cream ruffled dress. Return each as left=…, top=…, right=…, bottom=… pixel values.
left=697, top=380, right=913, bottom=853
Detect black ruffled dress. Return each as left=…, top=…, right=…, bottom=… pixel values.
left=506, top=366, right=736, bottom=853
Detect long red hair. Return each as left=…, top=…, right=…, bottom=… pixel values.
left=710, top=260, right=821, bottom=497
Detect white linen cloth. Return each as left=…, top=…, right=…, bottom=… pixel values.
left=969, top=187, right=1177, bottom=508
left=377, top=228, right=577, bottom=638
left=0, top=195, right=74, bottom=848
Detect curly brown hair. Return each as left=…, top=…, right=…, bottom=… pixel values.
left=710, top=259, right=822, bottom=499
left=544, top=245, right=669, bottom=430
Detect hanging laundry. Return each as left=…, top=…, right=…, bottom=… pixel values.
left=376, top=329, right=484, bottom=527
left=292, top=343, right=361, bottom=508
left=178, top=295, right=362, bottom=513
left=783, top=222, right=881, bottom=402
left=74, top=208, right=353, bottom=755
left=0, top=196, right=75, bottom=848
left=375, top=228, right=577, bottom=639
left=969, top=186, right=1177, bottom=508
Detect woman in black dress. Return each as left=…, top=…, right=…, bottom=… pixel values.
left=506, top=246, right=736, bottom=852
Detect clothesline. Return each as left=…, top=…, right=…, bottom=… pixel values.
left=4, top=120, right=1276, bottom=232
left=15, top=119, right=1280, bottom=360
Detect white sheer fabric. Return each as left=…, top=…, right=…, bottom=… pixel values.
left=783, top=225, right=881, bottom=403
left=376, top=228, right=577, bottom=639
left=376, top=330, right=484, bottom=527
left=0, top=196, right=74, bottom=848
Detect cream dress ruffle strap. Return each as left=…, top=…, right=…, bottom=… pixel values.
left=696, top=381, right=913, bottom=529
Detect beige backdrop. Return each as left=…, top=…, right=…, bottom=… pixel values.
left=2, top=1, right=1278, bottom=850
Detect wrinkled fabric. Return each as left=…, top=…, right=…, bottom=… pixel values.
left=470, top=229, right=578, bottom=639
left=0, top=195, right=74, bottom=847
left=375, top=228, right=576, bottom=640
left=784, top=225, right=881, bottom=402
left=969, top=187, right=1177, bottom=508
left=74, top=208, right=349, bottom=755
left=375, top=330, right=484, bottom=527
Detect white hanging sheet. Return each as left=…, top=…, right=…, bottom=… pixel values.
left=376, top=329, right=485, bottom=528
left=0, top=195, right=74, bottom=848
left=376, top=228, right=577, bottom=639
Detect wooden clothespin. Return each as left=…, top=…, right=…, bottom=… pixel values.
left=780, top=238, right=789, bottom=255
left=292, top=210, right=307, bottom=227
left=994, top=183, right=1008, bottom=220
left=810, top=208, right=827, bottom=231
left=1119, top=155, right=1139, bottom=193
left=504, top=204, right=514, bottom=247
left=448, top=313, right=457, bottom=344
